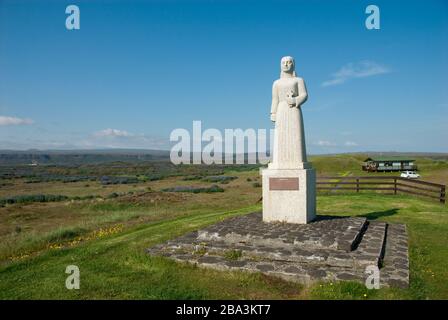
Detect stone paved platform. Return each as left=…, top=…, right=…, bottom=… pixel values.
left=147, top=212, right=409, bottom=288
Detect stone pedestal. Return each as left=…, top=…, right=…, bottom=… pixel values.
left=148, top=212, right=410, bottom=288
left=260, top=164, right=316, bottom=224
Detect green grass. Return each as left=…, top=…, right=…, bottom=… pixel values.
left=309, top=154, right=448, bottom=179
left=0, top=194, right=447, bottom=300
left=1, top=153, right=446, bottom=299
left=224, top=249, right=243, bottom=261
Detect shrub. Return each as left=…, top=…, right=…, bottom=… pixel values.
left=107, top=192, right=120, bottom=199
left=147, top=174, right=166, bottom=181
left=0, top=194, right=69, bottom=206
left=252, top=182, right=261, bottom=188
left=100, top=176, right=139, bottom=185
left=78, top=195, right=97, bottom=200
left=162, top=184, right=224, bottom=193
left=25, top=175, right=95, bottom=184
left=0, top=182, right=13, bottom=187
left=207, top=184, right=225, bottom=193
left=46, top=227, right=87, bottom=242
left=182, top=175, right=203, bottom=181
left=201, top=176, right=237, bottom=183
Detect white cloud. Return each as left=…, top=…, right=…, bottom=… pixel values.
left=344, top=141, right=358, bottom=146
left=322, top=61, right=390, bottom=87
left=312, top=140, right=359, bottom=148
left=83, top=128, right=170, bottom=149
left=316, top=140, right=336, bottom=146
left=94, top=128, right=133, bottom=138
left=0, top=135, right=170, bottom=150
left=0, top=116, right=34, bottom=126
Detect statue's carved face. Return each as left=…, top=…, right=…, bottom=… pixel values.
left=281, top=57, right=294, bottom=73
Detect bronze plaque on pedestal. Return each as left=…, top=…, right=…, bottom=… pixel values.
left=269, top=177, right=299, bottom=190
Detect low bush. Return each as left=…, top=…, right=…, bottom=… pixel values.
left=45, top=227, right=87, bottom=242
left=0, top=182, right=13, bottom=187
left=146, top=174, right=166, bottom=181
left=0, top=194, right=69, bottom=206
left=107, top=192, right=120, bottom=199
left=182, top=175, right=203, bottom=181
left=71, top=195, right=99, bottom=201
left=25, top=175, right=96, bottom=184
left=162, top=184, right=224, bottom=193
left=201, top=176, right=237, bottom=184
left=100, top=176, right=139, bottom=185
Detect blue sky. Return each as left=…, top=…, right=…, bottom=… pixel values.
left=0, top=0, right=447, bottom=153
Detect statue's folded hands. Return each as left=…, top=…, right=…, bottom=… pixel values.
left=286, top=96, right=297, bottom=107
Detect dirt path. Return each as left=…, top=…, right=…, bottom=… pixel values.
left=330, top=172, right=353, bottom=193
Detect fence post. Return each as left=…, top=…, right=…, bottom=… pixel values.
left=441, top=186, right=446, bottom=204
left=394, top=178, right=397, bottom=195
left=356, top=178, right=359, bottom=193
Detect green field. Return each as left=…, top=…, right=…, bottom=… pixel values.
left=0, top=153, right=447, bottom=299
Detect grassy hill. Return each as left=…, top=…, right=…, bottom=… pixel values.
left=0, top=152, right=447, bottom=299
left=309, top=153, right=448, bottom=183
left=0, top=194, right=447, bottom=299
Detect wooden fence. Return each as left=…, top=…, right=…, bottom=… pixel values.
left=317, top=176, right=446, bottom=204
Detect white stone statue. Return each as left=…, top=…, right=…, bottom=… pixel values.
left=269, top=56, right=309, bottom=169
left=261, top=56, right=316, bottom=224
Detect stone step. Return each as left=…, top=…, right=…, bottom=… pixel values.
left=351, top=221, right=387, bottom=268
left=150, top=220, right=386, bottom=271
left=147, top=213, right=409, bottom=288
left=196, top=212, right=368, bottom=252
left=151, top=249, right=368, bottom=285
left=379, top=223, right=409, bottom=288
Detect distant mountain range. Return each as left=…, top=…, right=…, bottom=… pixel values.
left=0, top=149, right=446, bottom=166
left=0, top=149, right=171, bottom=165
left=314, top=151, right=448, bottom=160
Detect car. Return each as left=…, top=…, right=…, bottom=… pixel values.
left=400, top=170, right=421, bottom=179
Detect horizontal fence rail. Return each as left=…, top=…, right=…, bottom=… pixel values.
left=317, top=176, right=446, bottom=204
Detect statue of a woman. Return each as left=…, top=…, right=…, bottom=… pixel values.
left=269, top=56, right=309, bottom=169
